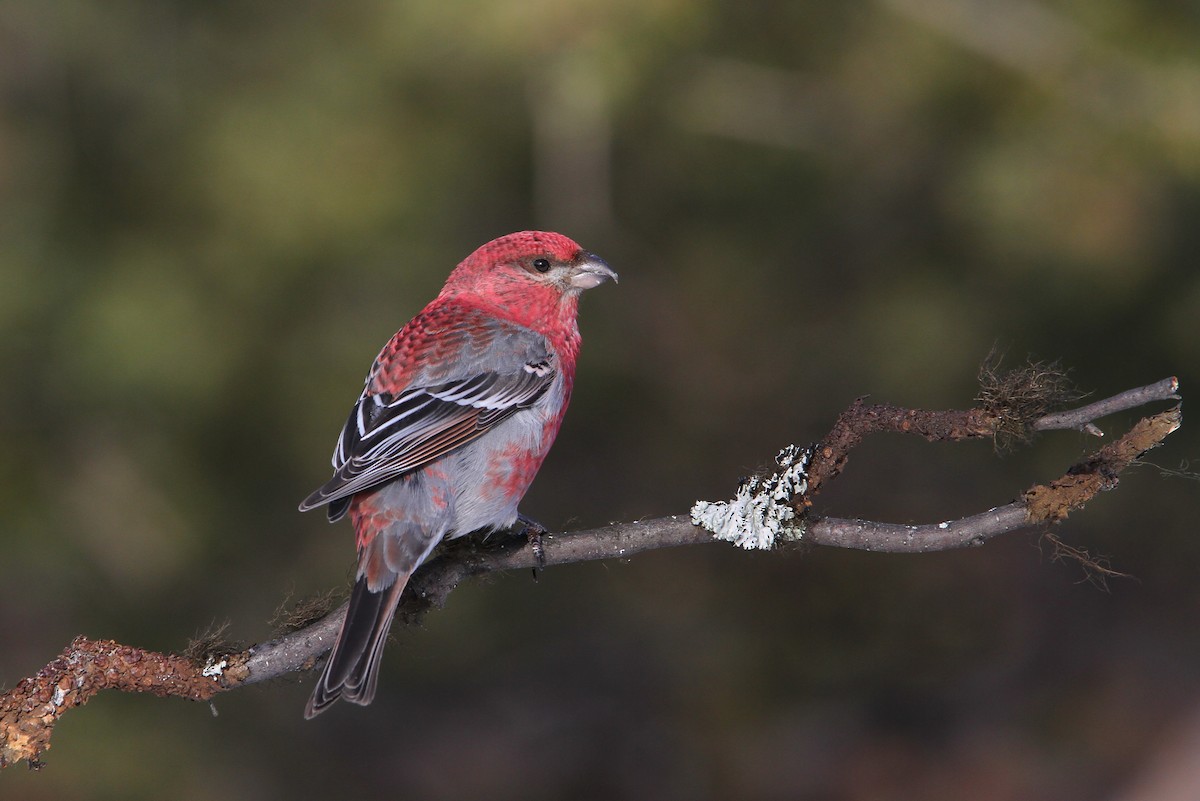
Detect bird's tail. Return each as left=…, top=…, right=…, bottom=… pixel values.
left=304, top=573, right=408, bottom=718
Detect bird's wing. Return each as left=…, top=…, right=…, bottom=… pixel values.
left=299, top=311, right=556, bottom=515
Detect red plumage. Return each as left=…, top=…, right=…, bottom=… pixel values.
left=300, top=231, right=615, bottom=717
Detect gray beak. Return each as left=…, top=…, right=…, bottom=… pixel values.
left=570, top=253, right=618, bottom=290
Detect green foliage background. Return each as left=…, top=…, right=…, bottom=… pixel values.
left=1, top=2, right=1196, bottom=799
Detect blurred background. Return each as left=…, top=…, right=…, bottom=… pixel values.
left=0, top=1, right=1196, bottom=799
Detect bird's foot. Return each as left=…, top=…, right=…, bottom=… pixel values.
left=516, top=514, right=548, bottom=580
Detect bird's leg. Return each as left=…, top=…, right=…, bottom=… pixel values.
left=516, top=513, right=548, bottom=580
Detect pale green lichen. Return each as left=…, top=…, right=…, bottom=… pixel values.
left=691, top=444, right=813, bottom=550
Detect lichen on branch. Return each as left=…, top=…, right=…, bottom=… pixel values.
left=690, top=443, right=813, bottom=549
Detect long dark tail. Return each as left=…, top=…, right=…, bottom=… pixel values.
left=304, top=574, right=408, bottom=718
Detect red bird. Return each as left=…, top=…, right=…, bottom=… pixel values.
left=299, top=231, right=615, bottom=717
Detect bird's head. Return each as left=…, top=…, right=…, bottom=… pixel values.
left=440, top=231, right=616, bottom=333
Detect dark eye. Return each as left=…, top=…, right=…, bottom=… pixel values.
left=532, top=258, right=551, bottom=273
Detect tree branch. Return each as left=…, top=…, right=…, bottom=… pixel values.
left=1032, top=376, right=1179, bottom=433
left=0, top=375, right=1182, bottom=770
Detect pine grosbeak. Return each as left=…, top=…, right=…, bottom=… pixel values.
left=299, top=231, right=615, bottom=717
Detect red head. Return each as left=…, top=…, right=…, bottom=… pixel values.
left=438, top=231, right=616, bottom=343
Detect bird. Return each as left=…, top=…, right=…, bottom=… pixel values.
left=298, top=231, right=616, bottom=717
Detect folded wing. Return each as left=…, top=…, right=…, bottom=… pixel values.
left=299, top=315, right=556, bottom=518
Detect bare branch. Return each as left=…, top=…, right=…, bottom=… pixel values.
left=0, top=377, right=1182, bottom=770
left=0, top=638, right=225, bottom=770
left=1033, top=376, right=1180, bottom=433
left=807, top=505, right=1030, bottom=552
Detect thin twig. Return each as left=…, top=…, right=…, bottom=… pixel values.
left=1033, top=376, right=1179, bottom=433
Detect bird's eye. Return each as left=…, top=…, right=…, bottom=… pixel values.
left=532, top=258, right=551, bottom=273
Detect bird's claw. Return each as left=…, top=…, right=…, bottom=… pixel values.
left=517, top=514, right=548, bottom=580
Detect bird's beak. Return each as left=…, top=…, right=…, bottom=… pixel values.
left=570, top=253, right=618, bottom=290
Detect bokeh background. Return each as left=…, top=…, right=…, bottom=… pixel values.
left=1, top=1, right=1197, bottom=799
